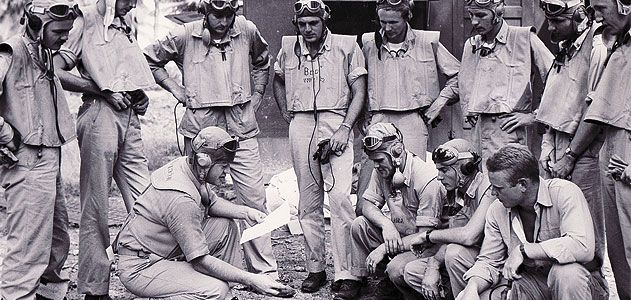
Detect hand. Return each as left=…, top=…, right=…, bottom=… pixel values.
left=420, top=257, right=441, bottom=300
left=550, top=155, right=576, bottom=179
left=381, top=223, right=403, bottom=255
left=128, top=90, right=150, bottom=116
left=250, top=91, right=264, bottom=111
left=366, top=246, right=386, bottom=274
left=409, top=232, right=429, bottom=256
left=5, top=138, right=17, bottom=152
left=245, top=208, right=267, bottom=225
left=465, top=115, right=478, bottom=127
left=250, top=274, right=295, bottom=297
left=499, top=112, right=535, bottom=133
left=280, top=111, right=293, bottom=124
left=103, top=91, right=131, bottom=111
left=328, top=125, right=351, bottom=154
left=621, top=165, right=631, bottom=185
left=455, top=285, right=480, bottom=300
left=502, top=245, right=524, bottom=281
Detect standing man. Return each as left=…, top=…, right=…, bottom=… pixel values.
left=340, top=123, right=446, bottom=300
left=273, top=0, right=367, bottom=293
left=456, top=146, right=602, bottom=300
left=404, top=139, right=495, bottom=299
left=0, top=0, right=78, bottom=298
left=536, top=0, right=609, bottom=293
left=116, top=126, right=294, bottom=299
left=585, top=0, right=631, bottom=297
left=459, top=0, right=554, bottom=165
left=53, top=0, right=155, bottom=297
left=143, top=0, right=278, bottom=279
left=356, top=0, right=460, bottom=210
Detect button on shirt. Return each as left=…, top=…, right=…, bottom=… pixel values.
left=463, top=178, right=595, bottom=285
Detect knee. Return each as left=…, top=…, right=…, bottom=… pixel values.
left=206, top=218, right=239, bottom=243
left=199, top=281, right=230, bottom=300
left=403, top=261, right=424, bottom=288
left=350, top=217, right=370, bottom=239
left=386, top=257, right=409, bottom=287
left=444, top=244, right=466, bottom=270
left=548, top=263, right=590, bottom=288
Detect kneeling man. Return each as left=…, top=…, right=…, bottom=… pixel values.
left=457, top=145, right=600, bottom=300
left=115, top=126, right=292, bottom=299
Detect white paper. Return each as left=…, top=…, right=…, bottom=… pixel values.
left=240, top=202, right=291, bottom=244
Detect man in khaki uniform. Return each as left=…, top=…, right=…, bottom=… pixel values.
left=116, top=126, right=294, bottom=299
left=585, top=0, right=631, bottom=297
left=0, top=0, right=78, bottom=298
left=144, top=0, right=278, bottom=278
left=273, top=0, right=367, bottom=293
left=53, top=0, right=155, bottom=297
left=459, top=0, right=554, bottom=166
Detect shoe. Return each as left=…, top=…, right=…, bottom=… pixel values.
left=333, top=279, right=364, bottom=300
left=375, top=277, right=404, bottom=300
left=84, top=295, right=113, bottom=300
left=330, top=279, right=343, bottom=292
left=301, top=271, right=327, bottom=293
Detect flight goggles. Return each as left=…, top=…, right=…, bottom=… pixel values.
left=363, top=135, right=398, bottom=151
left=294, top=0, right=328, bottom=16
left=31, top=3, right=79, bottom=20
left=465, top=0, right=503, bottom=8
left=432, top=145, right=474, bottom=166
left=193, top=137, right=239, bottom=153
left=202, top=0, right=239, bottom=12
left=376, top=0, right=409, bottom=6
left=540, top=0, right=582, bottom=17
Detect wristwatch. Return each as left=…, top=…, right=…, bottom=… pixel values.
left=564, top=147, right=578, bottom=160
left=425, top=229, right=434, bottom=244
left=520, top=244, right=529, bottom=259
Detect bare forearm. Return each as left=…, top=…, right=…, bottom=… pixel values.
left=192, top=255, right=254, bottom=285
left=362, top=204, right=392, bottom=230
left=343, top=76, right=366, bottom=126
left=55, top=68, right=102, bottom=95
left=568, top=121, right=601, bottom=156
left=272, top=75, right=289, bottom=116
left=158, top=77, right=184, bottom=97
left=207, top=198, right=250, bottom=220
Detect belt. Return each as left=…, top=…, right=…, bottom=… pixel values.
left=118, top=246, right=150, bottom=259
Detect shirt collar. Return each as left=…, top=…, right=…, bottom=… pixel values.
left=379, top=24, right=415, bottom=52
left=558, top=27, right=590, bottom=54
left=464, top=172, right=485, bottom=199
left=299, top=28, right=332, bottom=57
left=535, top=177, right=553, bottom=208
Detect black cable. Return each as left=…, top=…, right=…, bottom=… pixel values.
left=174, top=102, right=184, bottom=156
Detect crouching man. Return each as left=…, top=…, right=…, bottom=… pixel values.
left=456, top=145, right=603, bottom=300
left=403, top=139, right=495, bottom=299
left=114, top=126, right=293, bottom=299
left=337, top=123, right=446, bottom=300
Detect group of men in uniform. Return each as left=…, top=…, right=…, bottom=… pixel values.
left=1, top=0, right=630, bottom=299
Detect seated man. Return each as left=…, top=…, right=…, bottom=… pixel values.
left=337, top=123, right=447, bottom=300
left=114, top=126, right=293, bottom=299
left=403, top=139, right=495, bottom=299
left=457, top=145, right=602, bottom=300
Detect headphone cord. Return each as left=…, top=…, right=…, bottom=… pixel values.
left=174, top=102, right=184, bottom=156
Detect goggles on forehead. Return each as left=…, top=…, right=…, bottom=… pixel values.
left=31, top=3, right=79, bottom=20
left=203, top=0, right=239, bottom=11
left=363, top=135, right=398, bottom=151
left=465, top=0, right=503, bottom=8
left=193, top=137, right=239, bottom=153
left=294, top=0, right=328, bottom=15
left=376, top=0, right=406, bottom=6
left=540, top=0, right=581, bottom=17
left=432, top=146, right=475, bottom=166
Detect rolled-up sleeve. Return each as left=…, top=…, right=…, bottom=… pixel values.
left=362, top=169, right=386, bottom=209
left=539, top=184, right=595, bottom=264
left=143, top=25, right=187, bottom=84
left=464, top=202, right=507, bottom=286
left=248, top=25, right=270, bottom=93
left=434, top=42, right=460, bottom=104
left=165, top=196, right=210, bottom=262
left=274, top=48, right=286, bottom=81
left=346, top=44, right=367, bottom=86
left=0, top=52, right=14, bottom=145
left=57, top=14, right=85, bottom=70
left=415, top=178, right=445, bottom=228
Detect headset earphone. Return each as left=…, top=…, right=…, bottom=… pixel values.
left=460, top=151, right=481, bottom=176
left=21, top=5, right=44, bottom=33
